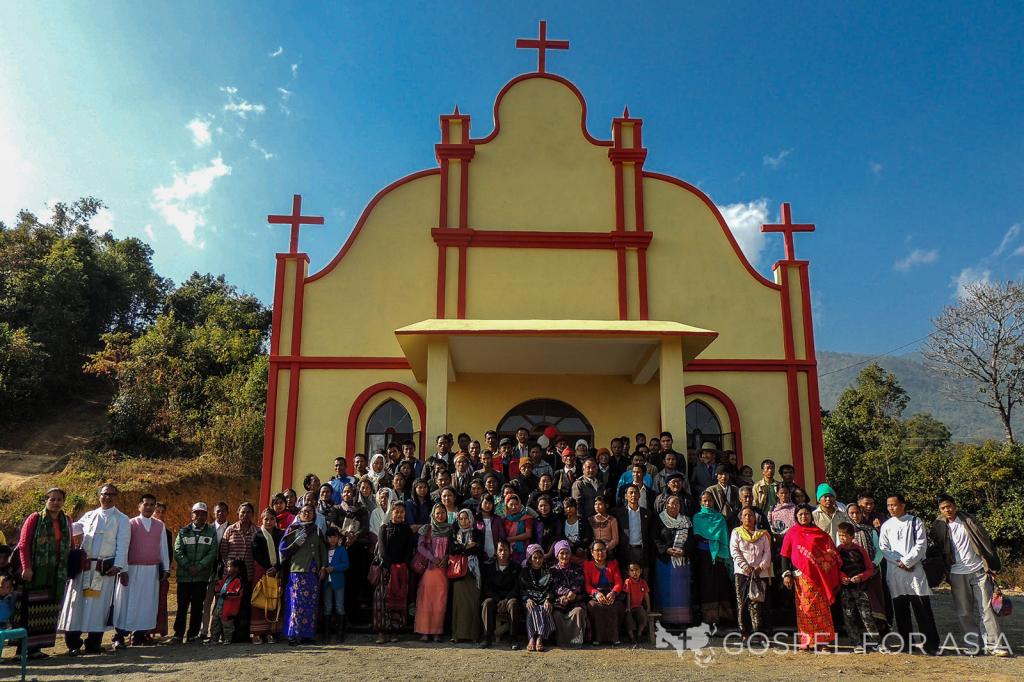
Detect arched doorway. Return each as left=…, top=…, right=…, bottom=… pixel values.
left=686, top=399, right=722, bottom=451
left=364, top=398, right=415, bottom=455
left=496, top=398, right=594, bottom=446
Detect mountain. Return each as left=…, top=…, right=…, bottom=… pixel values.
left=816, top=351, right=1021, bottom=443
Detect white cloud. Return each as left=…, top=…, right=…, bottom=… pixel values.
left=0, top=113, right=39, bottom=222
left=291, top=63, right=299, bottom=78
left=277, top=87, right=293, bottom=116
left=220, top=86, right=265, bottom=119
left=993, top=223, right=1021, bottom=257
left=869, top=161, right=884, bottom=177
left=151, top=156, right=232, bottom=245
left=952, top=266, right=991, bottom=300
left=269, top=46, right=284, bottom=58
left=250, top=139, right=274, bottom=160
left=186, top=117, right=212, bottom=147
left=718, top=198, right=770, bottom=265
left=91, top=207, right=114, bottom=235
left=762, top=149, right=792, bottom=169
left=893, top=247, right=939, bottom=272
left=143, top=224, right=155, bottom=241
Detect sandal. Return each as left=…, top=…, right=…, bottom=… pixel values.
left=376, top=635, right=387, bottom=644
left=527, top=639, right=536, bottom=652
left=536, top=641, right=545, bottom=652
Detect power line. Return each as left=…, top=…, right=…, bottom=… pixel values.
left=817, top=335, right=932, bottom=378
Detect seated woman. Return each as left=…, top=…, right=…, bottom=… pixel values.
left=730, top=506, right=773, bottom=637
left=550, top=540, right=587, bottom=647
left=519, top=544, right=556, bottom=652
left=414, top=503, right=453, bottom=643
left=449, top=509, right=483, bottom=643
left=583, top=540, right=626, bottom=645
left=692, top=490, right=736, bottom=628
left=652, top=494, right=694, bottom=627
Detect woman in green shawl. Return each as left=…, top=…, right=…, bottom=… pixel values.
left=692, top=489, right=736, bottom=628
left=16, top=487, right=73, bottom=658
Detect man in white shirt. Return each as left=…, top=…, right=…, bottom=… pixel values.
left=932, top=494, right=1010, bottom=656
left=878, top=494, right=940, bottom=655
left=112, top=493, right=170, bottom=648
left=58, top=484, right=131, bottom=655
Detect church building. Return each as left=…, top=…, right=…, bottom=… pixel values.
left=259, top=22, right=825, bottom=506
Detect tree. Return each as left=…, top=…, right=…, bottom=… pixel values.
left=823, top=363, right=910, bottom=500
left=924, top=281, right=1024, bottom=443
left=0, top=323, right=48, bottom=420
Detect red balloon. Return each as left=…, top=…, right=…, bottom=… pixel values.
left=544, top=426, right=558, bottom=439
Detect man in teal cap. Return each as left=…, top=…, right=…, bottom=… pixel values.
left=812, top=482, right=850, bottom=543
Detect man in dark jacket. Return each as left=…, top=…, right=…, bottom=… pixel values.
left=613, top=485, right=650, bottom=578
left=171, top=502, right=219, bottom=643
left=932, top=494, right=1009, bottom=656
left=480, top=540, right=521, bottom=649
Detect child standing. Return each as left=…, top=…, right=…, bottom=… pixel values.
left=323, top=528, right=350, bottom=643
left=210, top=559, right=245, bottom=644
left=0, top=575, right=15, bottom=628
left=623, top=562, right=651, bottom=645
left=836, top=522, right=880, bottom=651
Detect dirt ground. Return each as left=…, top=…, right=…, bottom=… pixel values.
left=4, top=591, right=1021, bottom=682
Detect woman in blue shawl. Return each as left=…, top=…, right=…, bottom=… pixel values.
left=692, top=489, right=736, bottom=627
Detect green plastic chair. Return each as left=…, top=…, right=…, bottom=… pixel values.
left=0, top=627, right=28, bottom=682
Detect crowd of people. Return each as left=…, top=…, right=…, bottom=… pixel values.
left=0, top=429, right=1013, bottom=659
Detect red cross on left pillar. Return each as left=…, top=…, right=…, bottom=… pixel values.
left=268, top=194, right=324, bottom=253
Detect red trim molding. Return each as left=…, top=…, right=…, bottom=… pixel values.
left=270, top=356, right=412, bottom=370
left=435, top=143, right=475, bottom=162
left=686, top=384, right=743, bottom=467
left=471, top=73, right=613, bottom=147
left=307, top=169, right=440, bottom=283
left=281, top=367, right=301, bottom=492
left=259, top=363, right=280, bottom=509
left=687, top=358, right=814, bottom=371
left=345, top=382, right=428, bottom=468
left=431, top=228, right=652, bottom=250
left=642, top=172, right=782, bottom=292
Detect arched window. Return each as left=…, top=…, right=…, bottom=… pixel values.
left=365, top=399, right=414, bottom=456
left=496, top=398, right=594, bottom=446
left=686, top=400, right=722, bottom=451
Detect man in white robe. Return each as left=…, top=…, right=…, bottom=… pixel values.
left=111, top=493, right=170, bottom=647
left=879, top=494, right=940, bottom=655
left=58, top=483, right=131, bottom=655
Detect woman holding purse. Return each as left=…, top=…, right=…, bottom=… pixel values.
left=449, top=509, right=483, bottom=643
left=730, top=506, right=773, bottom=637
left=250, top=508, right=284, bottom=643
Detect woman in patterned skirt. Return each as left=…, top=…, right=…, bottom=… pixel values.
left=279, top=504, right=327, bottom=646
left=781, top=503, right=841, bottom=650
left=374, top=504, right=414, bottom=643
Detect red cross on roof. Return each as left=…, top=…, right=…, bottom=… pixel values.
left=761, top=202, right=815, bottom=261
left=268, top=194, right=324, bottom=254
left=516, top=20, right=569, bottom=73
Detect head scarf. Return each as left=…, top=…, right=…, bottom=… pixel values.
left=552, top=539, right=571, bottom=559
left=420, top=502, right=452, bottom=537
left=369, top=487, right=398, bottom=534
left=522, top=543, right=544, bottom=567
left=367, top=454, right=388, bottom=484
left=781, top=515, right=841, bottom=603
left=692, top=506, right=732, bottom=567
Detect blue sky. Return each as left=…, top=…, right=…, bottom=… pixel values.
left=1, top=2, right=1021, bottom=354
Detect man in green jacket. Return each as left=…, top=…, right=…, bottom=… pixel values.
left=170, top=502, right=218, bottom=643
left=933, top=494, right=1010, bottom=657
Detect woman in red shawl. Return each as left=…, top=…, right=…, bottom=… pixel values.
left=781, top=504, right=841, bottom=650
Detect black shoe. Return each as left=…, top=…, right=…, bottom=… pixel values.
left=67, top=648, right=81, bottom=657
left=288, top=638, right=299, bottom=647
left=479, top=639, right=492, bottom=649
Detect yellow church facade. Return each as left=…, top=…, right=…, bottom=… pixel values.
left=259, top=43, right=825, bottom=506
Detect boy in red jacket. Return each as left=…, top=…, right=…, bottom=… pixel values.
left=209, top=559, right=244, bottom=644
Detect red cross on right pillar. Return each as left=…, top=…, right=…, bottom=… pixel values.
left=762, top=202, right=825, bottom=489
